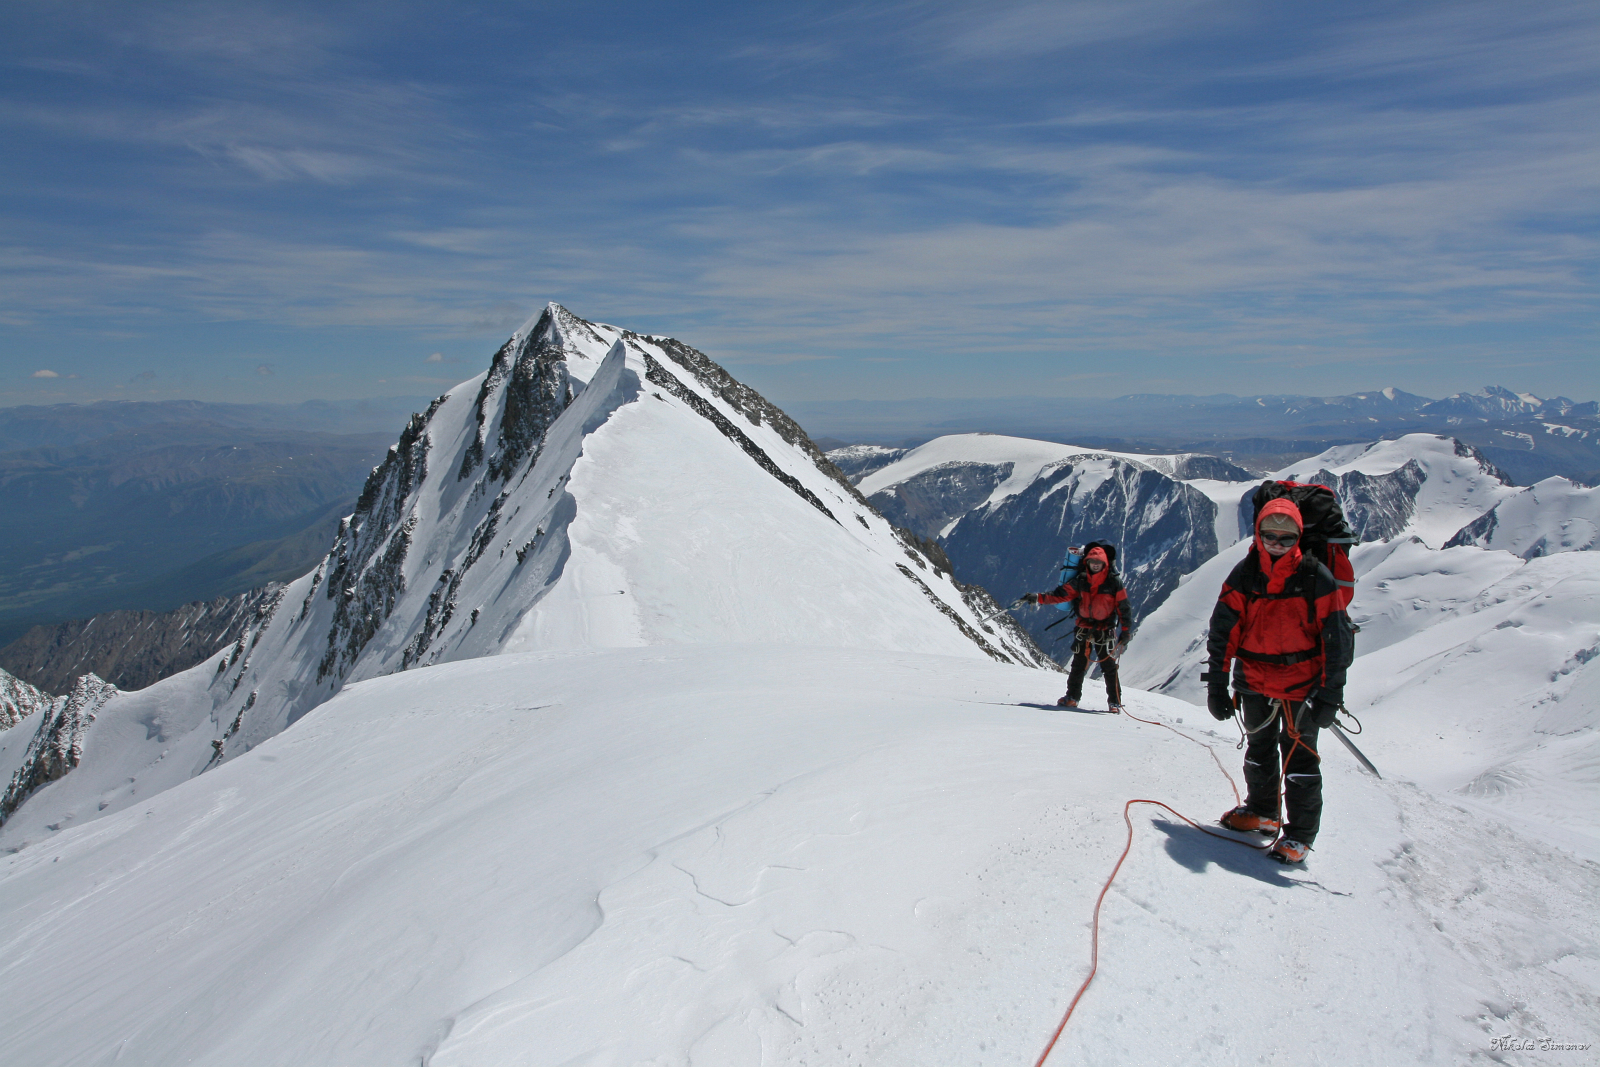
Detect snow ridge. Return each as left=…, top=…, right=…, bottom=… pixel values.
left=0, top=305, right=1054, bottom=849
left=643, top=351, right=837, bottom=522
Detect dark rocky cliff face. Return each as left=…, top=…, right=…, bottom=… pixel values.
left=869, top=462, right=1014, bottom=542
left=867, top=455, right=1220, bottom=658
left=824, top=445, right=908, bottom=484
left=1234, top=461, right=1427, bottom=544
left=1, top=668, right=54, bottom=730
left=0, top=673, right=117, bottom=825
left=0, top=585, right=286, bottom=694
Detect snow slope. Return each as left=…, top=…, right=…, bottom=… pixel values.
left=1, top=645, right=1594, bottom=1066
left=1123, top=536, right=1600, bottom=858
left=0, top=306, right=1046, bottom=850
left=1447, top=476, right=1600, bottom=558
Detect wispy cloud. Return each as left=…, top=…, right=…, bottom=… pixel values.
left=0, top=0, right=1594, bottom=401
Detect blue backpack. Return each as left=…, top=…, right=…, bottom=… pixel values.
left=1055, top=545, right=1084, bottom=616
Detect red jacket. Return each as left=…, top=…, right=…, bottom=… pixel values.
left=1206, top=499, right=1354, bottom=701
left=1038, top=548, right=1133, bottom=638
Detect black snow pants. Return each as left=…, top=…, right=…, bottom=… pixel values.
left=1065, top=627, right=1121, bottom=707
left=1240, top=693, right=1322, bottom=845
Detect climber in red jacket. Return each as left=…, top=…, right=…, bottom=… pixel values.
left=1022, top=544, right=1134, bottom=713
left=1204, top=497, right=1355, bottom=865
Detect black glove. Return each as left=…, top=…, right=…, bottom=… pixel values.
left=1207, top=686, right=1234, bottom=721
left=1310, top=691, right=1341, bottom=728
left=1020, top=592, right=1040, bottom=605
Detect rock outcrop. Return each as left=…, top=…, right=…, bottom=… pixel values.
left=0, top=585, right=286, bottom=694
left=0, top=668, right=54, bottom=732
left=0, top=673, right=117, bottom=824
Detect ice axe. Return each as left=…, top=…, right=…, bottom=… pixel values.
left=1328, top=721, right=1381, bottom=778
left=980, top=597, right=1027, bottom=623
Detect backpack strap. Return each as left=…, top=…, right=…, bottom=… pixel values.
left=1235, top=646, right=1320, bottom=666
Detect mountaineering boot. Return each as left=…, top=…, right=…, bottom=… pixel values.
left=1108, top=703, right=1124, bottom=714
left=1267, top=838, right=1310, bottom=864
left=1220, top=805, right=1281, bottom=835
left=1057, top=696, right=1079, bottom=708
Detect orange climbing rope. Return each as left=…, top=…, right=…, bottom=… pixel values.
left=1031, top=699, right=1316, bottom=1066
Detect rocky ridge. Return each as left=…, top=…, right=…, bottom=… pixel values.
left=0, top=585, right=285, bottom=694
left=0, top=304, right=1053, bottom=847
left=0, top=673, right=117, bottom=825
left=0, top=668, right=54, bottom=732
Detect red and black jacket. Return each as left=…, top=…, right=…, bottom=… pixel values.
left=1206, top=547, right=1354, bottom=702
left=1039, top=569, right=1133, bottom=641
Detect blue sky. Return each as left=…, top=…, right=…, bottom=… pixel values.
left=2, top=0, right=1595, bottom=407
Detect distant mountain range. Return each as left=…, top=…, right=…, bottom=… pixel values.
left=0, top=380, right=1592, bottom=683
left=0, top=396, right=435, bottom=452
left=0, top=419, right=399, bottom=645
left=798, top=385, right=1600, bottom=486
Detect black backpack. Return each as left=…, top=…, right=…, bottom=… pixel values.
left=1248, top=481, right=1356, bottom=609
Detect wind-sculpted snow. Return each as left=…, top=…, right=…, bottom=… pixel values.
left=0, top=304, right=1052, bottom=848
left=1445, top=477, right=1600, bottom=558
left=1, top=647, right=1595, bottom=1065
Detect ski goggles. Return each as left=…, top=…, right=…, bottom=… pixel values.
left=1259, top=531, right=1300, bottom=547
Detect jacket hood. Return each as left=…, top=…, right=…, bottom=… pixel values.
left=1256, top=497, right=1304, bottom=535
left=1083, top=545, right=1109, bottom=592
left=1255, top=497, right=1304, bottom=592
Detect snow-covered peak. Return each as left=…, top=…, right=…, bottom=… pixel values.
left=0, top=307, right=1051, bottom=849
left=1445, top=476, right=1600, bottom=558
left=1268, top=433, right=1516, bottom=547
left=1419, top=385, right=1594, bottom=421
left=857, top=433, right=1247, bottom=507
